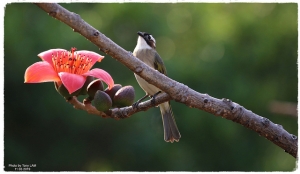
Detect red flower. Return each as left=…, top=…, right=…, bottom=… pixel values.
left=24, top=48, right=114, bottom=94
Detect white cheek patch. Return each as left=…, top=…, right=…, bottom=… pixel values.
left=149, top=35, right=156, bottom=48
left=149, top=35, right=156, bottom=43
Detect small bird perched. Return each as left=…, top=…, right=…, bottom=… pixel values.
left=133, top=31, right=181, bottom=143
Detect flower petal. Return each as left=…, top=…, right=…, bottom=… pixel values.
left=38, top=49, right=68, bottom=66
left=75, top=50, right=104, bottom=67
left=58, top=72, right=86, bottom=94
left=24, top=61, right=60, bottom=83
left=83, top=68, right=114, bottom=89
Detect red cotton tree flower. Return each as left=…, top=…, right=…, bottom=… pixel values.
left=24, top=47, right=114, bottom=95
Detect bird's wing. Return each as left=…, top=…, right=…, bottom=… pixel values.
left=154, top=52, right=167, bottom=75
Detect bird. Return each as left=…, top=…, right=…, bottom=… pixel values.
left=132, top=31, right=181, bottom=143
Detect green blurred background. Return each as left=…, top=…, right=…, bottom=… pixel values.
left=4, top=3, right=297, bottom=171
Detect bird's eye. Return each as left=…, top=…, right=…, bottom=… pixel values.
left=147, top=35, right=151, bottom=40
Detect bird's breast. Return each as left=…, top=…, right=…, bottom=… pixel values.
left=133, top=49, right=156, bottom=68
left=134, top=73, right=160, bottom=96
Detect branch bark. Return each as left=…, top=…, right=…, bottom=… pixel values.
left=35, top=3, right=298, bottom=158
left=68, top=92, right=171, bottom=119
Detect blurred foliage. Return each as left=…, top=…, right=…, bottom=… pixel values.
left=4, top=3, right=297, bottom=171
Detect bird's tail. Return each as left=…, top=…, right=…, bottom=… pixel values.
left=160, top=102, right=181, bottom=143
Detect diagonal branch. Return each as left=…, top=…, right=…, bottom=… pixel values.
left=34, top=3, right=298, bottom=158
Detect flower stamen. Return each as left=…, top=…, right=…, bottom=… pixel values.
left=51, top=47, right=96, bottom=75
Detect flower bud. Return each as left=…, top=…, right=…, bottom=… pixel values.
left=104, top=84, right=122, bottom=100
left=93, top=90, right=112, bottom=112
left=87, top=79, right=104, bottom=100
left=78, top=76, right=95, bottom=96
left=54, top=82, right=81, bottom=100
left=113, top=86, right=135, bottom=107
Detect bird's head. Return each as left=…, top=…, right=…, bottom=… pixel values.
left=136, top=31, right=156, bottom=49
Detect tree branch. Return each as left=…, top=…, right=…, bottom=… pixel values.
left=69, top=92, right=171, bottom=119
left=34, top=3, right=298, bottom=158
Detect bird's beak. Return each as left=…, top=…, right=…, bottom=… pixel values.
left=137, top=31, right=144, bottom=37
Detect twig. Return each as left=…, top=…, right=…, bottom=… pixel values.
left=34, top=3, right=298, bottom=158
left=68, top=92, right=171, bottom=119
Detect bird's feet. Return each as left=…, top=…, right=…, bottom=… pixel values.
left=150, top=91, right=161, bottom=106
left=132, top=100, right=140, bottom=109
left=132, top=94, right=149, bottom=109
